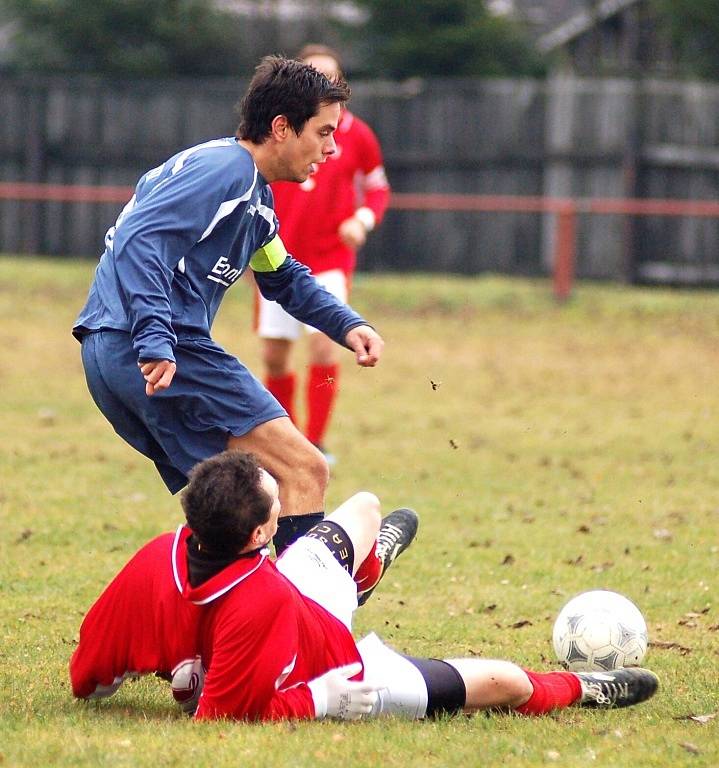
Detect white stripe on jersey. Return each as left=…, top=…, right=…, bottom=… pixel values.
left=364, top=165, right=389, bottom=191
left=275, top=655, right=297, bottom=690
left=256, top=203, right=277, bottom=239
left=144, top=139, right=237, bottom=203
left=104, top=194, right=137, bottom=252
left=199, top=166, right=258, bottom=242
left=171, top=524, right=186, bottom=594
left=171, top=138, right=235, bottom=175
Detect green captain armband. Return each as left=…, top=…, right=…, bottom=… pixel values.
left=250, top=235, right=288, bottom=272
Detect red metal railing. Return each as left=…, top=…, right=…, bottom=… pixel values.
left=3, top=181, right=719, bottom=300
left=391, top=193, right=719, bottom=300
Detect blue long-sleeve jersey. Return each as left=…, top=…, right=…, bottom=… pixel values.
left=73, top=138, right=367, bottom=363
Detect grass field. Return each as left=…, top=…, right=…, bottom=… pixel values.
left=1, top=255, right=717, bottom=767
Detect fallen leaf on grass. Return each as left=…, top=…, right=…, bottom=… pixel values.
left=673, top=713, right=716, bottom=724
left=679, top=742, right=701, bottom=755
left=37, top=408, right=57, bottom=426
left=650, top=640, right=692, bottom=655
left=591, top=561, right=614, bottom=573
left=501, top=554, right=515, bottom=566
left=510, top=620, right=532, bottom=629
left=678, top=619, right=698, bottom=628
left=14, top=529, right=32, bottom=544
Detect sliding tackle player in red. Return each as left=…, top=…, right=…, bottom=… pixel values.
left=70, top=452, right=658, bottom=721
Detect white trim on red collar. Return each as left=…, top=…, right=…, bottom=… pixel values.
left=171, top=525, right=270, bottom=605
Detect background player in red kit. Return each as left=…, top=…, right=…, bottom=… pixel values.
left=256, top=44, right=391, bottom=461
left=70, top=452, right=658, bottom=722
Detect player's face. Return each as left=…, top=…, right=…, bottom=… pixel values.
left=257, top=469, right=281, bottom=545
left=282, top=101, right=340, bottom=182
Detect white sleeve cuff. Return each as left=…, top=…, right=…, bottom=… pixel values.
left=307, top=679, right=328, bottom=719
left=354, top=207, right=376, bottom=232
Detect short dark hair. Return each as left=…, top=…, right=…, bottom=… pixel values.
left=181, top=452, right=271, bottom=554
left=236, top=55, right=350, bottom=143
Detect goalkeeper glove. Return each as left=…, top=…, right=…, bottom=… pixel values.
left=308, top=662, right=379, bottom=720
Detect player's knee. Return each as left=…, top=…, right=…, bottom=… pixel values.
left=503, top=664, right=534, bottom=707
left=353, top=491, right=381, bottom=530
left=262, top=341, right=291, bottom=374
left=300, top=442, right=330, bottom=492
left=310, top=448, right=331, bottom=491
left=264, top=357, right=290, bottom=377
left=308, top=335, right=338, bottom=366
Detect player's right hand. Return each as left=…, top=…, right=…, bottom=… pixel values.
left=345, top=325, right=384, bottom=367
left=307, top=662, right=379, bottom=720
left=138, top=359, right=176, bottom=396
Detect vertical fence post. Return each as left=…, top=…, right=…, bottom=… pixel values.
left=553, top=202, right=578, bottom=302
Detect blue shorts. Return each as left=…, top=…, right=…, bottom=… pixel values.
left=80, top=330, right=286, bottom=493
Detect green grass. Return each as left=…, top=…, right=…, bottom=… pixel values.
left=1, top=256, right=717, bottom=767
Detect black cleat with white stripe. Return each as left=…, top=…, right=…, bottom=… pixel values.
left=576, top=668, right=659, bottom=708
left=357, top=508, right=419, bottom=607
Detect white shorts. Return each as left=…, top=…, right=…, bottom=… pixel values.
left=276, top=535, right=358, bottom=630
left=277, top=539, right=431, bottom=720
left=356, top=632, right=429, bottom=719
left=257, top=269, right=348, bottom=340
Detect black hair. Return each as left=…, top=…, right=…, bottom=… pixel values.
left=181, top=452, right=271, bottom=554
left=237, top=55, right=350, bottom=143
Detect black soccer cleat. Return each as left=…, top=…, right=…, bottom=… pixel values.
left=357, top=507, right=419, bottom=606
left=576, top=668, right=659, bottom=709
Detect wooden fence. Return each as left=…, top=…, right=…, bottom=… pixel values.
left=1, top=72, right=719, bottom=282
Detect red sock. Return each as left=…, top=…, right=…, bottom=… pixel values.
left=354, top=542, right=383, bottom=593
left=514, top=671, right=581, bottom=716
left=305, top=364, right=339, bottom=446
left=266, top=372, right=296, bottom=424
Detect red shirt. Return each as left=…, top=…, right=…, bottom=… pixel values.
left=271, top=110, right=390, bottom=276
left=70, top=526, right=361, bottom=720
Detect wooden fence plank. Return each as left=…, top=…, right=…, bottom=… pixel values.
left=1, top=74, right=718, bottom=283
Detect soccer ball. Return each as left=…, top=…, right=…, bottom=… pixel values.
left=171, top=656, right=205, bottom=714
left=552, top=590, right=648, bottom=672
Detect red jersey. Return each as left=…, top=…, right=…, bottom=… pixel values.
left=70, top=526, right=361, bottom=721
left=271, top=110, right=390, bottom=276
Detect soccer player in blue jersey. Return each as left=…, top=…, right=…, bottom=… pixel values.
left=73, top=55, right=384, bottom=553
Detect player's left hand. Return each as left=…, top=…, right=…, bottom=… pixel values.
left=338, top=216, right=367, bottom=249
left=345, top=325, right=384, bottom=367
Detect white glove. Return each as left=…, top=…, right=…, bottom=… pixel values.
left=307, top=662, right=379, bottom=720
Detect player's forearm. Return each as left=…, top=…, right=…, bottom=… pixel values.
left=254, top=257, right=368, bottom=346
left=361, top=186, right=390, bottom=227
left=113, top=240, right=178, bottom=362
